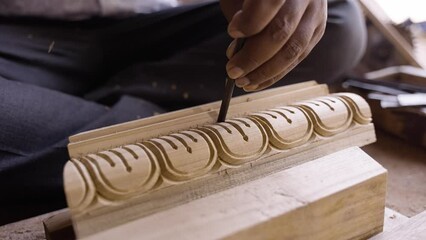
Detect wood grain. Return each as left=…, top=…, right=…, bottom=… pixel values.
left=64, top=93, right=372, bottom=207
left=371, top=211, right=426, bottom=240
left=82, top=147, right=387, bottom=240
left=383, top=208, right=409, bottom=232
left=69, top=81, right=320, bottom=143
left=67, top=82, right=328, bottom=157
left=63, top=85, right=376, bottom=238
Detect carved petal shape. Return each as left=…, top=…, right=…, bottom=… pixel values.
left=78, top=144, right=160, bottom=200
left=146, top=130, right=217, bottom=182
left=200, top=118, right=268, bottom=166
left=63, top=160, right=96, bottom=210
left=296, top=96, right=353, bottom=137
left=334, top=93, right=372, bottom=124
left=250, top=106, right=313, bottom=150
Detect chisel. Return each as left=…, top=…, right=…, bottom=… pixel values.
left=217, top=38, right=245, bottom=122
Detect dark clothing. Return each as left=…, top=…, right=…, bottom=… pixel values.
left=0, top=0, right=343, bottom=20
left=0, top=0, right=366, bottom=224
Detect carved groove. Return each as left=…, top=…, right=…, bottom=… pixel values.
left=64, top=93, right=373, bottom=213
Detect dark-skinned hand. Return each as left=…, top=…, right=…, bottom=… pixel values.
left=220, top=0, right=327, bottom=91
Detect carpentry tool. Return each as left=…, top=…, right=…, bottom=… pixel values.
left=217, top=38, right=245, bottom=122
left=343, top=78, right=426, bottom=108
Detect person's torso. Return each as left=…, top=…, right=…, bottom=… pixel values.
left=0, top=0, right=341, bottom=20
left=0, top=0, right=216, bottom=20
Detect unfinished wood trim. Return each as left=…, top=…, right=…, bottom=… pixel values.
left=63, top=90, right=375, bottom=238
left=69, top=124, right=375, bottom=238
left=81, top=147, right=387, bottom=240
left=371, top=210, right=426, bottom=240
left=65, top=92, right=371, bottom=208
left=358, top=0, right=425, bottom=69
left=67, top=83, right=329, bottom=157
left=69, top=81, right=320, bottom=143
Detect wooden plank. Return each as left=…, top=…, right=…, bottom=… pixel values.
left=383, top=208, right=409, bottom=232
left=67, top=83, right=329, bottom=157
left=0, top=209, right=65, bottom=240
left=43, top=210, right=75, bottom=240
left=42, top=208, right=404, bottom=240
left=359, top=0, right=425, bottom=69
left=82, top=147, right=387, bottom=240
left=1, top=206, right=401, bottom=240
left=69, top=81, right=320, bottom=143
left=64, top=91, right=376, bottom=238
left=69, top=125, right=375, bottom=238
left=371, top=211, right=426, bottom=240
left=44, top=206, right=404, bottom=240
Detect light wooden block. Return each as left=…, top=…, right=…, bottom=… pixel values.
left=62, top=83, right=379, bottom=238
left=383, top=208, right=409, bottom=232
left=371, top=211, right=426, bottom=240
left=44, top=208, right=403, bottom=240
left=83, top=147, right=387, bottom=240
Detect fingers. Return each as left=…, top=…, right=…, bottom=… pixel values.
left=243, top=56, right=301, bottom=92
left=241, top=3, right=326, bottom=89
left=226, top=40, right=237, bottom=59
left=228, top=0, right=286, bottom=38
left=226, top=0, right=309, bottom=80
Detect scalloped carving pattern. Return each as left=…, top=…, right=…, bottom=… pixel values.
left=64, top=93, right=372, bottom=212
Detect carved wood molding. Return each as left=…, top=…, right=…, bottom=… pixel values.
left=64, top=92, right=372, bottom=215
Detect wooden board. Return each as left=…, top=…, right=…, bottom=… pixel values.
left=62, top=83, right=378, bottom=238
left=69, top=81, right=321, bottom=143
left=0, top=209, right=67, bottom=240
left=371, top=211, right=426, bottom=240
left=64, top=87, right=376, bottom=238
left=67, top=81, right=328, bottom=157
left=383, top=208, right=409, bottom=232
left=40, top=208, right=403, bottom=240
left=81, top=147, right=387, bottom=240
left=43, top=210, right=75, bottom=240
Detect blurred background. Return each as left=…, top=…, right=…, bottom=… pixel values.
left=341, top=0, right=426, bottom=221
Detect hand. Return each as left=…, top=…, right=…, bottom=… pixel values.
left=220, top=0, right=327, bottom=91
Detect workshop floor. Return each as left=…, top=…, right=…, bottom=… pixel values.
left=363, top=129, right=426, bottom=217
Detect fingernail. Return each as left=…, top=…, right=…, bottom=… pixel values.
left=229, top=29, right=245, bottom=38
left=226, top=40, right=236, bottom=59
left=244, top=84, right=259, bottom=92
left=235, top=77, right=250, bottom=88
left=227, top=66, right=244, bottom=79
